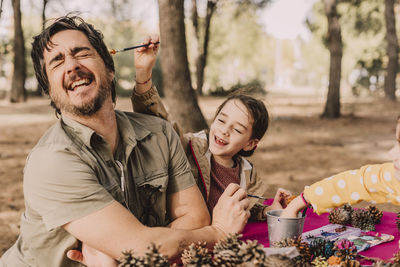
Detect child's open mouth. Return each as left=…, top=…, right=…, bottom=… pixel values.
left=215, top=136, right=227, bottom=146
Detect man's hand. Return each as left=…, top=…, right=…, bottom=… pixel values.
left=67, top=243, right=117, bottom=267
left=211, top=183, right=250, bottom=239
left=134, top=34, right=159, bottom=86
left=280, top=195, right=306, bottom=218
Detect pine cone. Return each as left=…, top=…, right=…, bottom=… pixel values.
left=292, top=237, right=312, bottom=266
left=263, top=254, right=295, bottom=267
left=329, top=206, right=352, bottom=225
left=351, top=209, right=375, bottom=231
left=142, top=243, right=170, bottom=267
left=214, top=233, right=243, bottom=254
left=393, top=251, right=400, bottom=264
left=366, top=205, right=383, bottom=224
left=212, top=249, right=242, bottom=266
left=309, top=238, right=334, bottom=259
left=311, top=256, right=328, bottom=266
left=334, top=239, right=357, bottom=262
left=273, top=237, right=296, bottom=248
left=340, top=259, right=360, bottom=267
left=118, top=250, right=145, bottom=267
left=285, top=195, right=297, bottom=206
left=182, top=242, right=213, bottom=267
left=238, top=240, right=266, bottom=265
left=327, top=255, right=341, bottom=265
left=373, top=261, right=400, bottom=267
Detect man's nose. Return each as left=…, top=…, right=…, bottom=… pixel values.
left=65, top=56, right=80, bottom=74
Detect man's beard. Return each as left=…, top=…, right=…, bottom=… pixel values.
left=51, top=70, right=112, bottom=117
left=69, top=82, right=110, bottom=116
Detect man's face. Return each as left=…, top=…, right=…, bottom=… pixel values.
left=43, top=30, right=114, bottom=116
left=389, top=118, right=400, bottom=179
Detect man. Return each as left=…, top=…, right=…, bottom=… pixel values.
left=0, top=15, right=250, bottom=267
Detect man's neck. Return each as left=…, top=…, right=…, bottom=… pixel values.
left=63, top=101, right=119, bottom=153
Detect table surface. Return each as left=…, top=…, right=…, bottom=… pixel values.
left=242, top=200, right=400, bottom=260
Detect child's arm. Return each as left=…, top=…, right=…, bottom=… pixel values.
left=281, top=162, right=398, bottom=218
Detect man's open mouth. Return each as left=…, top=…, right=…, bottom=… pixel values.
left=68, top=78, right=93, bottom=91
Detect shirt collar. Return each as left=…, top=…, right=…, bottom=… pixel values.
left=60, top=110, right=151, bottom=150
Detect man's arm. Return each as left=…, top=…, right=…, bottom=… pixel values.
left=167, top=185, right=210, bottom=229
left=64, top=183, right=249, bottom=260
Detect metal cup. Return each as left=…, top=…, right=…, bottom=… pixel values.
left=266, top=209, right=306, bottom=247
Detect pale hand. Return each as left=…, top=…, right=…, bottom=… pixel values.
left=67, top=243, right=117, bottom=267
left=211, top=183, right=250, bottom=239
left=134, top=34, right=160, bottom=76
left=280, top=196, right=306, bottom=218
left=270, top=188, right=291, bottom=210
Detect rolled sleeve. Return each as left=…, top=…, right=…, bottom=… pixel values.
left=24, top=146, right=115, bottom=230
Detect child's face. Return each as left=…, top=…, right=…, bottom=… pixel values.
left=389, top=118, right=400, bottom=179
left=209, top=99, right=258, bottom=160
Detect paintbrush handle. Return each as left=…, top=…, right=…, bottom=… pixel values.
left=110, top=41, right=160, bottom=54
left=247, top=194, right=267, bottom=200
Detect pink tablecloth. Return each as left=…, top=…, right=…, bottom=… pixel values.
left=242, top=200, right=400, bottom=260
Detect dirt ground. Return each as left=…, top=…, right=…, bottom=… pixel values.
left=1, top=94, right=399, bottom=256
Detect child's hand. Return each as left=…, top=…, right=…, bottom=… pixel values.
left=280, top=196, right=306, bottom=218
left=272, top=188, right=291, bottom=209
left=263, top=188, right=291, bottom=217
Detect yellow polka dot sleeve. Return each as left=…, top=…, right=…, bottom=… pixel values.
left=303, top=163, right=398, bottom=215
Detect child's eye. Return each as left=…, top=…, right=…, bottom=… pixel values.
left=234, top=128, right=242, bottom=134
left=218, top=119, right=225, bottom=123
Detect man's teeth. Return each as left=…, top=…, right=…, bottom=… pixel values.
left=71, top=78, right=90, bottom=90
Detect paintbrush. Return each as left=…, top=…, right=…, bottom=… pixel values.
left=109, top=41, right=160, bottom=54
left=247, top=194, right=267, bottom=200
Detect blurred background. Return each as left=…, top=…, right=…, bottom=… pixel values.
left=1, top=0, right=400, bottom=255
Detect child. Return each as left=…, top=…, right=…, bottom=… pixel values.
left=132, top=87, right=289, bottom=221
left=281, top=115, right=400, bottom=218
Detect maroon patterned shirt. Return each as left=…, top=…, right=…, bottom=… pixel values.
left=207, top=156, right=240, bottom=214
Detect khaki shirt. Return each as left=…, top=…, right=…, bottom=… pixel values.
left=1, top=110, right=195, bottom=267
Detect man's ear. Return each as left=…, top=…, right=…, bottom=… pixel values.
left=243, top=139, right=259, bottom=151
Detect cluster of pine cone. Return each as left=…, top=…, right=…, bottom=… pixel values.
left=328, top=204, right=382, bottom=231
left=274, top=236, right=361, bottom=266
left=118, top=234, right=294, bottom=267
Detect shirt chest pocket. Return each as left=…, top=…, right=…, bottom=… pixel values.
left=134, top=170, right=169, bottom=227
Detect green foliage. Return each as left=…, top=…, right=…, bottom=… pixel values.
left=199, top=2, right=274, bottom=94
left=305, top=0, right=388, bottom=96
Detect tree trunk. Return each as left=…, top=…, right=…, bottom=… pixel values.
left=384, top=0, right=398, bottom=101
left=158, top=0, right=208, bottom=131
left=0, top=0, right=4, bottom=19
left=322, top=0, right=342, bottom=119
left=195, top=0, right=216, bottom=96
left=35, top=0, right=48, bottom=96
left=10, top=0, right=26, bottom=103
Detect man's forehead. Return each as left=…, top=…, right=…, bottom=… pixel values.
left=44, top=30, right=92, bottom=56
